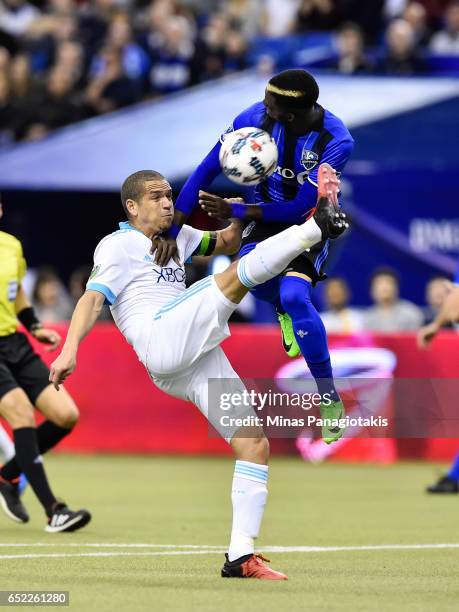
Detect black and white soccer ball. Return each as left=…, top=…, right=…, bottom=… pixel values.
left=219, top=127, right=278, bottom=186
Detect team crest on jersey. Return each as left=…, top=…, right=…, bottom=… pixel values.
left=89, top=264, right=100, bottom=280
left=300, top=148, right=319, bottom=173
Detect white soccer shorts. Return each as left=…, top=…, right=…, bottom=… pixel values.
left=145, top=276, right=254, bottom=441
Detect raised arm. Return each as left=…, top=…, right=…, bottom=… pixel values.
left=201, top=138, right=354, bottom=224
left=417, top=284, right=459, bottom=348
left=170, top=143, right=222, bottom=237
left=49, top=290, right=105, bottom=389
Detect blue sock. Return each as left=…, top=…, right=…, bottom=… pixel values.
left=447, top=452, right=459, bottom=481
left=280, top=275, right=340, bottom=402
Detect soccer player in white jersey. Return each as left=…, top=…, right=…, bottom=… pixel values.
left=50, top=166, right=346, bottom=580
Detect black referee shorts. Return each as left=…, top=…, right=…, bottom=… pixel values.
left=0, top=332, right=51, bottom=404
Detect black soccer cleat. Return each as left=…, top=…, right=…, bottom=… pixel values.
left=45, top=502, right=91, bottom=533
left=0, top=478, right=29, bottom=523
left=313, top=163, right=349, bottom=240
left=426, top=475, right=459, bottom=494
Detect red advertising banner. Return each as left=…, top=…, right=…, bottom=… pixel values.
left=20, top=324, right=459, bottom=462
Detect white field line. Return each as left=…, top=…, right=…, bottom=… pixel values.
left=0, top=543, right=459, bottom=560
left=0, top=543, right=223, bottom=548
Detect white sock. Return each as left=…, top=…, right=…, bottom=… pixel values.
left=237, top=218, right=322, bottom=288
left=228, top=460, right=268, bottom=562
left=0, top=425, right=15, bottom=461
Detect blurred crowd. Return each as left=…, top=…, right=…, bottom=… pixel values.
left=0, top=0, right=458, bottom=143
left=319, top=269, right=456, bottom=333
left=25, top=262, right=457, bottom=334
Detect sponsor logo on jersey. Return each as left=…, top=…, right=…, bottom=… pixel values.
left=275, top=166, right=310, bottom=185
left=7, top=281, right=18, bottom=301
left=300, top=148, right=319, bottom=172
left=153, top=267, right=186, bottom=283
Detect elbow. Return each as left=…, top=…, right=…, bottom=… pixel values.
left=83, top=290, right=105, bottom=314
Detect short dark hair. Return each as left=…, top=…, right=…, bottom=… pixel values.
left=120, top=170, right=165, bottom=217
left=266, top=69, right=319, bottom=110
left=370, top=267, right=400, bottom=286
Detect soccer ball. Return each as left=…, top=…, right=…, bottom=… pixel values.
left=219, top=127, right=278, bottom=186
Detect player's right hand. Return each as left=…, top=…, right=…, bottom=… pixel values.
left=417, top=321, right=440, bottom=349
left=49, top=352, right=77, bottom=390
left=151, top=236, right=181, bottom=267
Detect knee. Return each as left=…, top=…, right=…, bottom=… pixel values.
left=53, top=402, right=79, bottom=429
left=0, top=394, right=35, bottom=429
left=280, top=282, right=310, bottom=315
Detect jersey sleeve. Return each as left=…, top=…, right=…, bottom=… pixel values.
left=219, top=102, right=264, bottom=143
left=16, top=240, right=26, bottom=282
left=178, top=224, right=204, bottom=262
left=86, top=238, right=130, bottom=305
left=173, top=103, right=265, bottom=224
left=307, top=137, right=354, bottom=187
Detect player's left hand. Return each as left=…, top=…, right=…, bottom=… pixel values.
left=199, top=191, right=243, bottom=220
left=32, top=328, right=61, bottom=351
left=49, top=351, right=77, bottom=390
left=417, top=321, right=440, bottom=349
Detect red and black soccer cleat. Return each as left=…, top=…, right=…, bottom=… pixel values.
left=221, top=553, right=288, bottom=580
left=312, top=163, right=349, bottom=239
left=317, top=162, right=340, bottom=207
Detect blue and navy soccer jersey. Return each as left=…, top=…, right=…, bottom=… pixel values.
left=227, top=101, right=354, bottom=243
left=176, top=99, right=353, bottom=230
left=174, top=100, right=353, bottom=279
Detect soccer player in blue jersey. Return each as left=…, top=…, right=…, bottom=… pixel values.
left=418, top=273, right=459, bottom=494
left=155, top=69, right=354, bottom=444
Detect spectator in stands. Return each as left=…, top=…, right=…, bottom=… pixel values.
left=403, top=1, right=431, bottom=46
left=296, top=0, right=341, bottom=32
left=0, top=70, right=14, bottom=144
left=223, top=29, right=248, bottom=73
left=334, top=22, right=373, bottom=73
left=423, top=276, right=455, bottom=325
left=78, top=0, right=114, bottom=60
left=32, top=267, right=73, bottom=322
left=339, top=0, right=385, bottom=44
left=69, top=265, right=112, bottom=321
left=85, top=46, right=140, bottom=114
left=364, top=268, right=424, bottom=332
left=320, top=277, right=364, bottom=333
left=386, top=0, right=453, bottom=30
left=0, top=0, right=41, bottom=40
left=224, top=0, right=264, bottom=39
left=24, top=65, right=85, bottom=139
left=379, top=18, right=426, bottom=74
left=54, top=39, right=86, bottom=89
left=197, top=12, right=229, bottom=81
left=8, top=53, right=41, bottom=140
left=147, top=14, right=196, bottom=93
left=430, top=1, right=459, bottom=53
left=262, top=0, right=301, bottom=37
left=105, top=12, right=150, bottom=84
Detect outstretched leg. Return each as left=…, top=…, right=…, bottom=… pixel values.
left=214, top=180, right=347, bottom=305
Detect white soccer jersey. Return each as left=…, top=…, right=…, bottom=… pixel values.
left=86, top=221, right=207, bottom=361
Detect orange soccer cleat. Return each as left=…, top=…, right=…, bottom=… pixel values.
left=221, top=553, right=288, bottom=580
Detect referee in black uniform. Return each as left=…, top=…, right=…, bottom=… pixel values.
left=0, top=199, right=90, bottom=532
